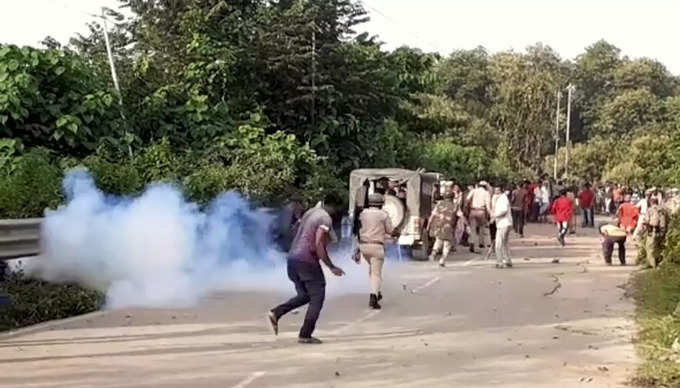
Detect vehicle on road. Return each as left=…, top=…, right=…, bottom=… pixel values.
left=348, top=168, right=444, bottom=260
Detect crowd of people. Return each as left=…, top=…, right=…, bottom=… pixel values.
left=425, top=179, right=680, bottom=270
left=265, top=177, right=680, bottom=345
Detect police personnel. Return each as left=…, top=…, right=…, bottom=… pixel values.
left=466, top=181, right=492, bottom=253
left=428, top=184, right=459, bottom=267
left=355, top=193, right=395, bottom=309
left=642, top=197, right=668, bottom=268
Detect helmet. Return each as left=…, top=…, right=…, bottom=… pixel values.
left=368, top=193, right=385, bottom=206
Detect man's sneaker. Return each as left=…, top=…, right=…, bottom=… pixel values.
left=504, top=262, right=513, bottom=268
left=266, top=311, right=278, bottom=336
left=439, top=262, right=446, bottom=268
left=298, top=337, right=323, bottom=344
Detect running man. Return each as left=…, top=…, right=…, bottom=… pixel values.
left=551, top=189, right=573, bottom=247
left=268, top=202, right=345, bottom=344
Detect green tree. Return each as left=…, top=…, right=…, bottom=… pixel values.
left=488, top=44, right=565, bottom=171
left=0, top=45, right=122, bottom=153
left=595, top=88, right=661, bottom=137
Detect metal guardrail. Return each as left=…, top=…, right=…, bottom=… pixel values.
left=0, top=218, right=41, bottom=261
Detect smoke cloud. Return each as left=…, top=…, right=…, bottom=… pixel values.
left=33, top=169, right=387, bottom=309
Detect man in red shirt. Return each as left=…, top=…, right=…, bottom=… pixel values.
left=617, top=194, right=640, bottom=234
left=578, top=183, right=595, bottom=228
left=551, top=189, right=573, bottom=247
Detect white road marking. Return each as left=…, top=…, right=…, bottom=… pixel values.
left=232, top=371, right=266, bottom=388
left=411, top=276, right=441, bottom=293
left=333, top=310, right=381, bottom=335
left=461, top=257, right=482, bottom=267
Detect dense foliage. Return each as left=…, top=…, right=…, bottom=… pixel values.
left=2, top=3, right=679, bottom=207
left=633, top=214, right=680, bottom=386
left=0, top=268, right=104, bottom=332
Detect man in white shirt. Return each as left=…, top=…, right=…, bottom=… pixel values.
left=536, top=181, right=551, bottom=223
left=493, top=185, right=514, bottom=268
left=466, top=181, right=492, bottom=253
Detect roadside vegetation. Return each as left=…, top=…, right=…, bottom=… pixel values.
left=633, top=214, right=680, bottom=386
left=0, top=268, right=103, bottom=332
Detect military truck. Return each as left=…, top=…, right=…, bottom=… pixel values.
left=348, top=168, right=444, bottom=260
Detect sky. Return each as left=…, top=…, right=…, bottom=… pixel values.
left=1, top=0, right=679, bottom=74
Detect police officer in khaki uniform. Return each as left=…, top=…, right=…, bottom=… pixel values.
left=427, top=184, right=459, bottom=267
left=355, top=193, right=394, bottom=309
left=467, top=181, right=492, bottom=253
left=642, top=197, right=668, bottom=268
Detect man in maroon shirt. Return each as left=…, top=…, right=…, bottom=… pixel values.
left=578, top=183, right=595, bottom=228
left=527, top=181, right=538, bottom=222
left=268, top=202, right=345, bottom=344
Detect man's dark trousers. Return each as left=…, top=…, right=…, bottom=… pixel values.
left=582, top=207, right=594, bottom=227
left=272, top=259, right=326, bottom=338
left=511, top=208, right=525, bottom=236
left=602, top=236, right=626, bottom=265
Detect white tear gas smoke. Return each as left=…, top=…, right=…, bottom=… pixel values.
left=33, top=169, right=402, bottom=309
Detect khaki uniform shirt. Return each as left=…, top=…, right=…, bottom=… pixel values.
left=467, top=188, right=491, bottom=212
left=643, top=205, right=668, bottom=236
left=359, top=208, right=393, bottom=244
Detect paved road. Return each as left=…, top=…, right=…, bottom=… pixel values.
left=0, top=221, right=637, bottom=387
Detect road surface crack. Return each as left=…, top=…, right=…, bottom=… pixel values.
left=544, top=274, right=562, bottom=297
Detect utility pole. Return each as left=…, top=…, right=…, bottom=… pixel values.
left=101, top=7, right=121, bottom=100
left=554, top=90, right=561, bottom=180
left=100, top=7, right=131, bottom=157
left=565, top=83, right=575, bottom=179
left=311, top=27, right=317, bottom=129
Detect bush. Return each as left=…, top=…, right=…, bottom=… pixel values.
left=133, top=138, right=185, bottom=183
left=633, top=264, right=680, bottom=386
left=184, top=163, right=241, bottom=204
left=662, top=213, right=680, bottom=265
left=633, top=213, right=680, bottom=386
left=0, top=269, right=104, bottom=332
left=0, top=149, right=62, bottom=218
left=82, top=155, right=144, bottom=196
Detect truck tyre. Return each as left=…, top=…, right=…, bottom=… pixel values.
left=411, top=232, right=430, bottom=261
left=382, top=194, right=406, bottom=229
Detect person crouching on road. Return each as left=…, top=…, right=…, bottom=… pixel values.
left=551, top=189, right=573, bottom=247
left=599, top=222, right=627, bottom=266
left=268, top=201, right=345, bottom=344
left=428, top=187, right=458, bottom=267
left=493, top=185, right=514, bottom=268
left=355, top=193, right=395, bottom=309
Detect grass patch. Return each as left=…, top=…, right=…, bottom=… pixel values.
left=0, top=269, right=104, bottom=332
left=632, top=263, right=680, bottom=387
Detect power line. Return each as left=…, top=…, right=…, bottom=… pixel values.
left=360, top=0, right=442, bottom=52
